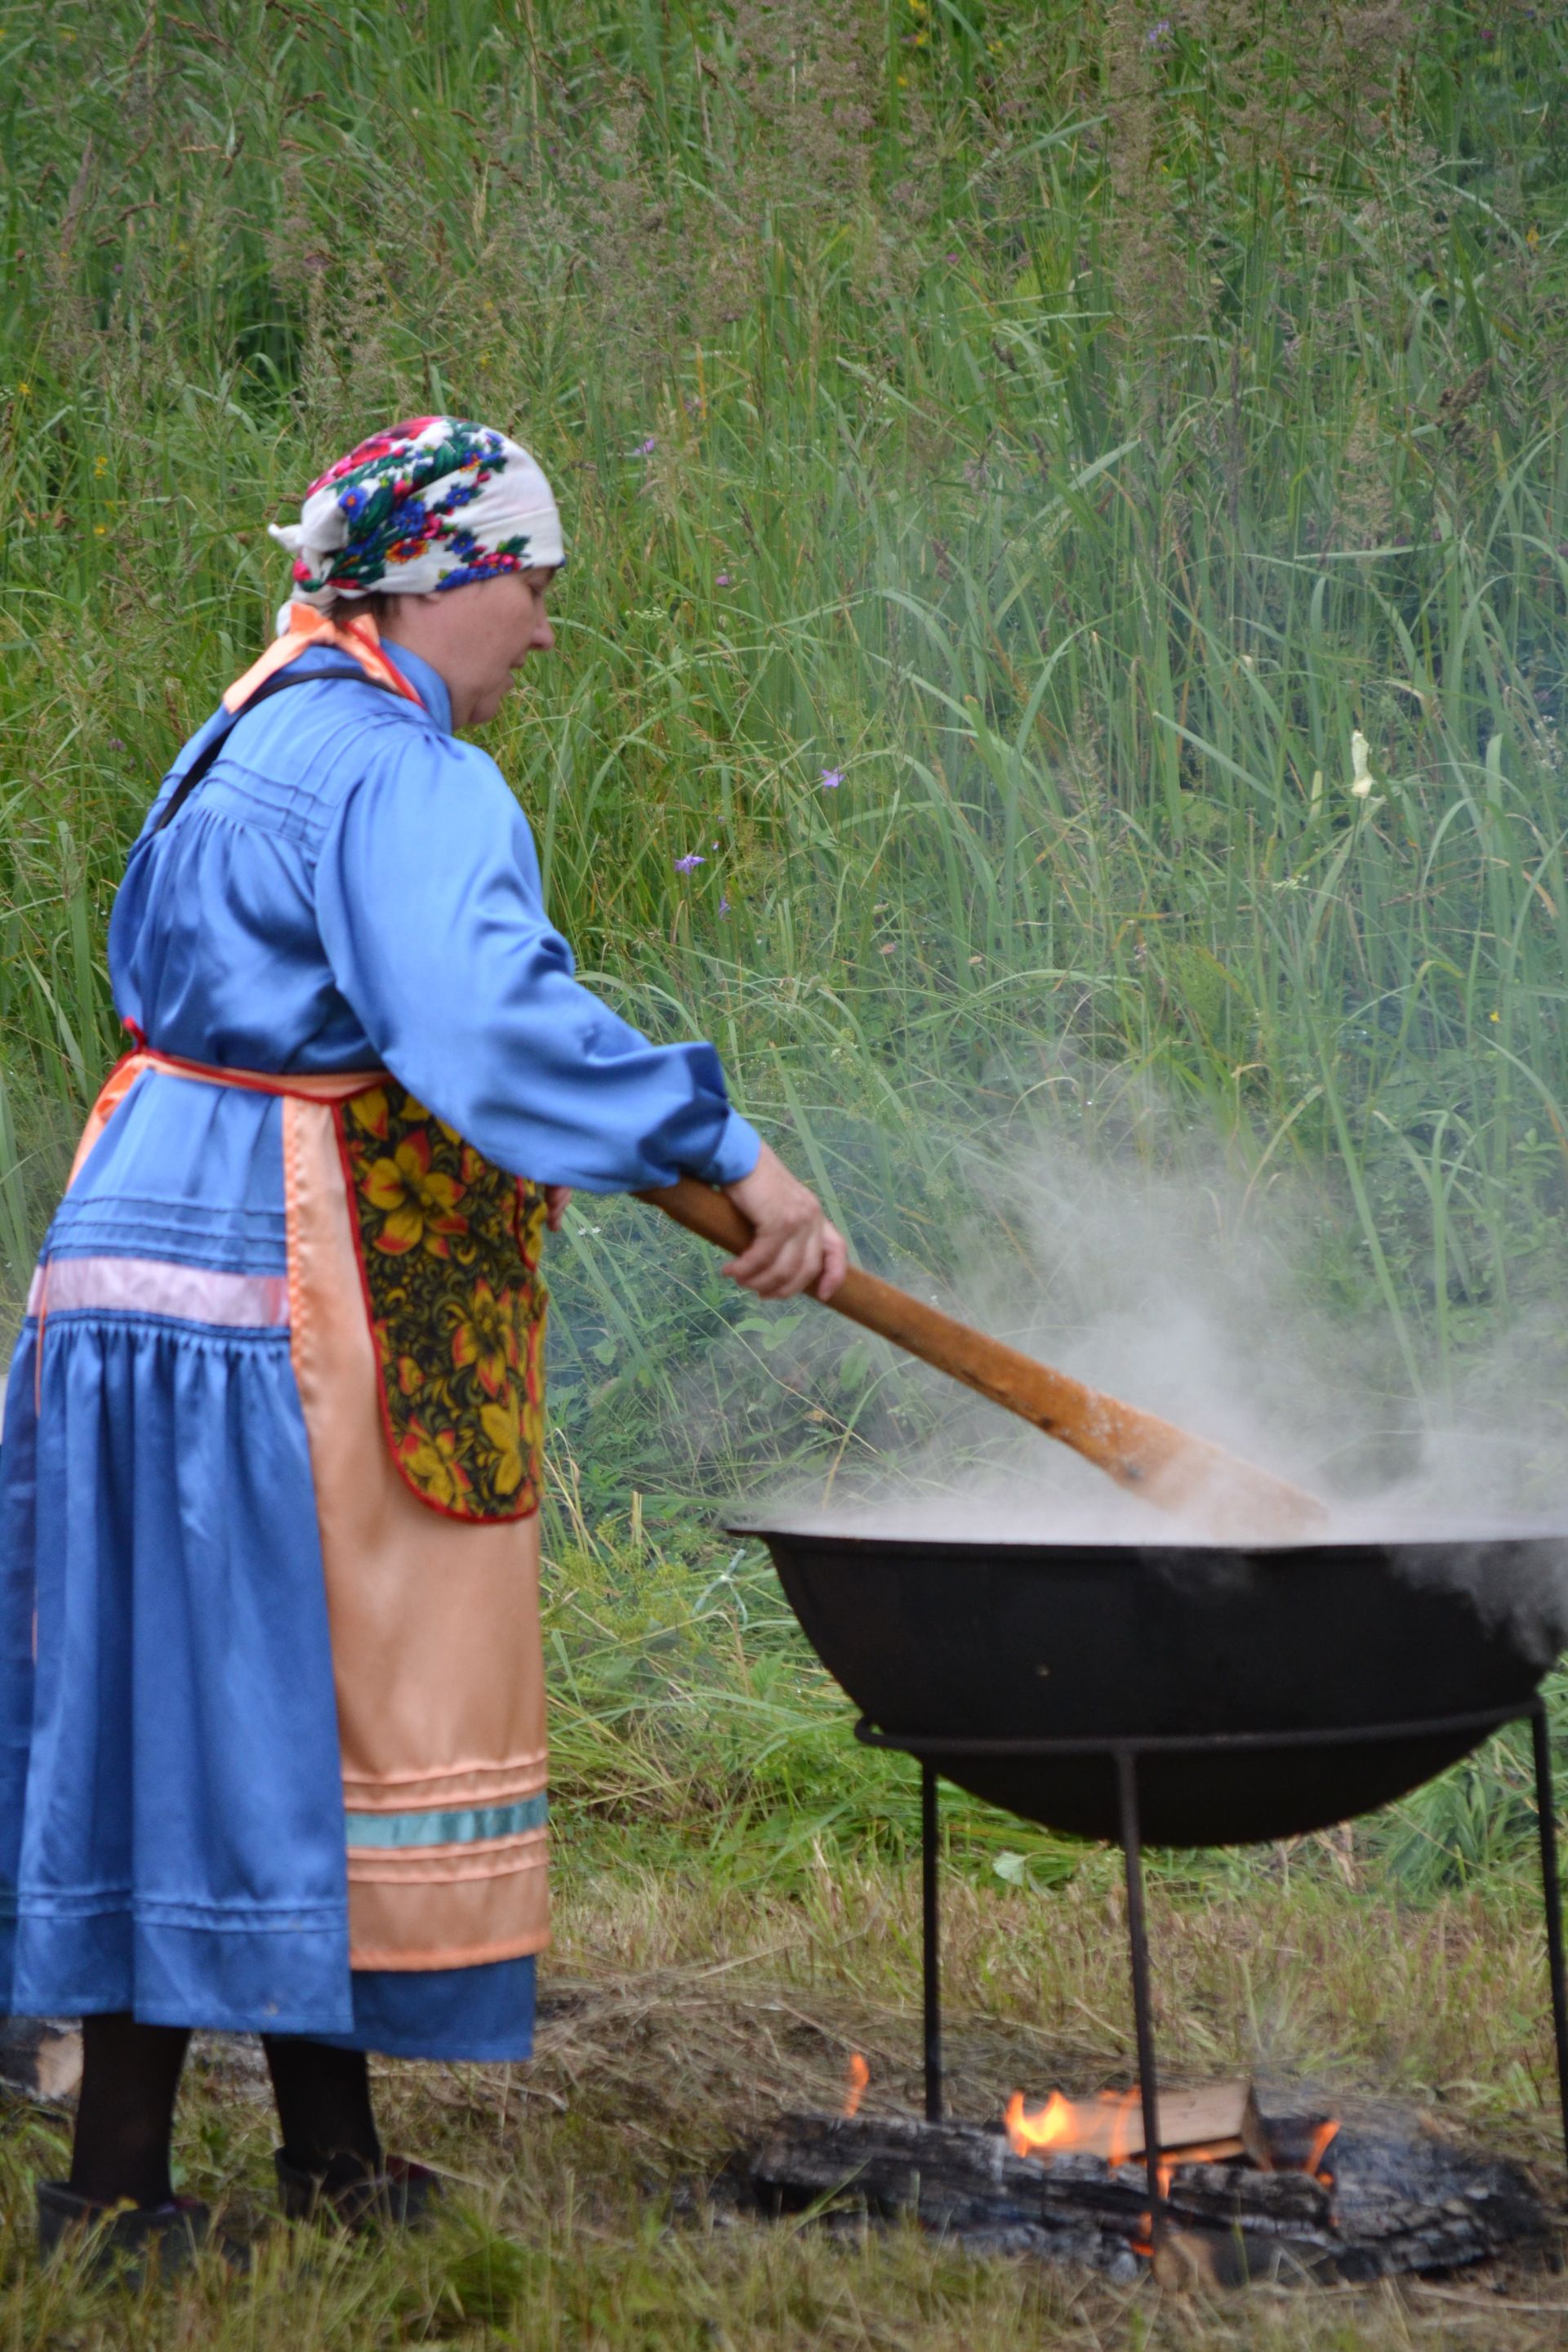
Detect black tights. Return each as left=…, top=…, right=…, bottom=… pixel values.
left=69, top=2013, right=382, bottom=2208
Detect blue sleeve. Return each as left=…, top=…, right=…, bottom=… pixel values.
left=314, top=733, right=760, bottom=1192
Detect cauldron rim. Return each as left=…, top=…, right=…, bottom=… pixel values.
left=728, top=1516, right=1568, bottom=1558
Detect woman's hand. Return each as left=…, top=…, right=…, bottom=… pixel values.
left=544, top=1185, right=572, bottom=1232
left=721, top=1145, right=848, bottom=1300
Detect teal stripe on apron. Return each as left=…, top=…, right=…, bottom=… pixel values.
left=344, top=1793, right=549, bottom=1850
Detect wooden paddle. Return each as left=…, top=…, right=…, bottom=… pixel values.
left=639, top=1176, right=1327, bottom=1541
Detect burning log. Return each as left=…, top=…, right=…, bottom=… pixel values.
left=739, top=2100, right=1549, bottom=2284
left=751, top=2109, right=1326, bottom=2237
left=1004, top=2079, right=1270, bottom=2170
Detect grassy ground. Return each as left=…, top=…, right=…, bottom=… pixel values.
left=6, top=1870, right=1568, bottom=2349
left=5, top=0, right=1568, bottom=2341
left=4, top=1532, right=1568, bottom=2344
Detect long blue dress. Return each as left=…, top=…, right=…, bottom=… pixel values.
left=0, top=641, right=759, bottom=2056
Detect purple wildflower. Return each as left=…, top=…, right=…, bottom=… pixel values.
left=718, top=895, right=731, bottom=916
left=1146, top=16, right=1172, bottom=46
left=946, top=252, right=959, bottom=263
left=674, top=852, right=706, bottom=873
left=640, top=436, right=657, bottom=454
left=716, top=572, right=732, bottom=586
left=109, top=736, right=126, bottom=749
left=819, top=768, right=843, bottom=790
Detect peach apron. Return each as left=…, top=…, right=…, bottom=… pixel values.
left=62, top=1051, right=551, bottom=1971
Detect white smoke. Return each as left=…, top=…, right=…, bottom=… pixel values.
left=737, top=1061, right=1568, bottom=1615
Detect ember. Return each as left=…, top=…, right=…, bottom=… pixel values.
left=1303, top=2117, right=1341, bottom=2185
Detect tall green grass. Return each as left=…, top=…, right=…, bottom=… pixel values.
left=2, top=1, right=1566, bottom=1490
left=3, top=3, right=1568, bottom=1877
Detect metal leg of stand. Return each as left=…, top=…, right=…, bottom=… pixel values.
left=1116, top=1748, right=1165, bottom=2247
left=921, top=1761, right=942, bottom=2123
left=1530, top=1704, right=1568, bottom=2172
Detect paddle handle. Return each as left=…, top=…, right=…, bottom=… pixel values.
left=640, top=1178, right=1194, bottom=1493
left=638, top=1176, right=1329, bottom=1536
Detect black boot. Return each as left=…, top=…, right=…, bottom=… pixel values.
left=274, top=2146, right=442, bottom=2230
left=36, top=2178, right=210, bottom=2279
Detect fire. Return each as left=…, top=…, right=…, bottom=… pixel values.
left=842, top=2051, right=869, bottom=2119
left=1004, top=2086, right=1142, bottom=2163
left=1004, top=2089, right=1076, bottom=2156
left=1001, top=2080, right=1341, bottom=2190
left=1304, top=2118, right=1340, bottom=2183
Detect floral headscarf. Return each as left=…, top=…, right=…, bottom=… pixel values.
left=268, top=416, right=564, bottom=622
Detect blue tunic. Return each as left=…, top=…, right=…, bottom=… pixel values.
left=0, top=641, right=759, bottom=2054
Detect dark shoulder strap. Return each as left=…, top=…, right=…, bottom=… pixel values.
left=152, top=663, right=402, bottom=834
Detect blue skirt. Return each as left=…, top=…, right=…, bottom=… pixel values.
left=0, top=1071, right=534, bottom=2059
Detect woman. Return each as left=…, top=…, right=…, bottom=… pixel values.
left=0, top=416, right=844, bottom=2265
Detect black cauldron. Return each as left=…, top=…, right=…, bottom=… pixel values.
left=737, top=1523, right=1568, bottom=1846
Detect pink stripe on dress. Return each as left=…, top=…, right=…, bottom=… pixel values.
left=27, top=1255, right=289, bottom=1328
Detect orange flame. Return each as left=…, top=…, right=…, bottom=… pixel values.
left=1304, top=2118, right=1340, bottom=2183
left=1004, top=2089, right=1076, bottom=2157
left=842, top=2052, right=870, bottom=2119
left=1004, top=2086, right=1146, bottom=2164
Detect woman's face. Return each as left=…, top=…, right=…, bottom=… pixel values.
left=379, top=568, right=557, bottom=728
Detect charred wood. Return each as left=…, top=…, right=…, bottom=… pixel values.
left=742, top=2110, right=1549, bottom=2283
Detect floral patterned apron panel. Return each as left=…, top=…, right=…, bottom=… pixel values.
left=334, top=1082, right=547, bottom=1521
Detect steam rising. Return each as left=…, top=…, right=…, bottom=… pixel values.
left=723, top=1085, right=1568, bottom=1642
